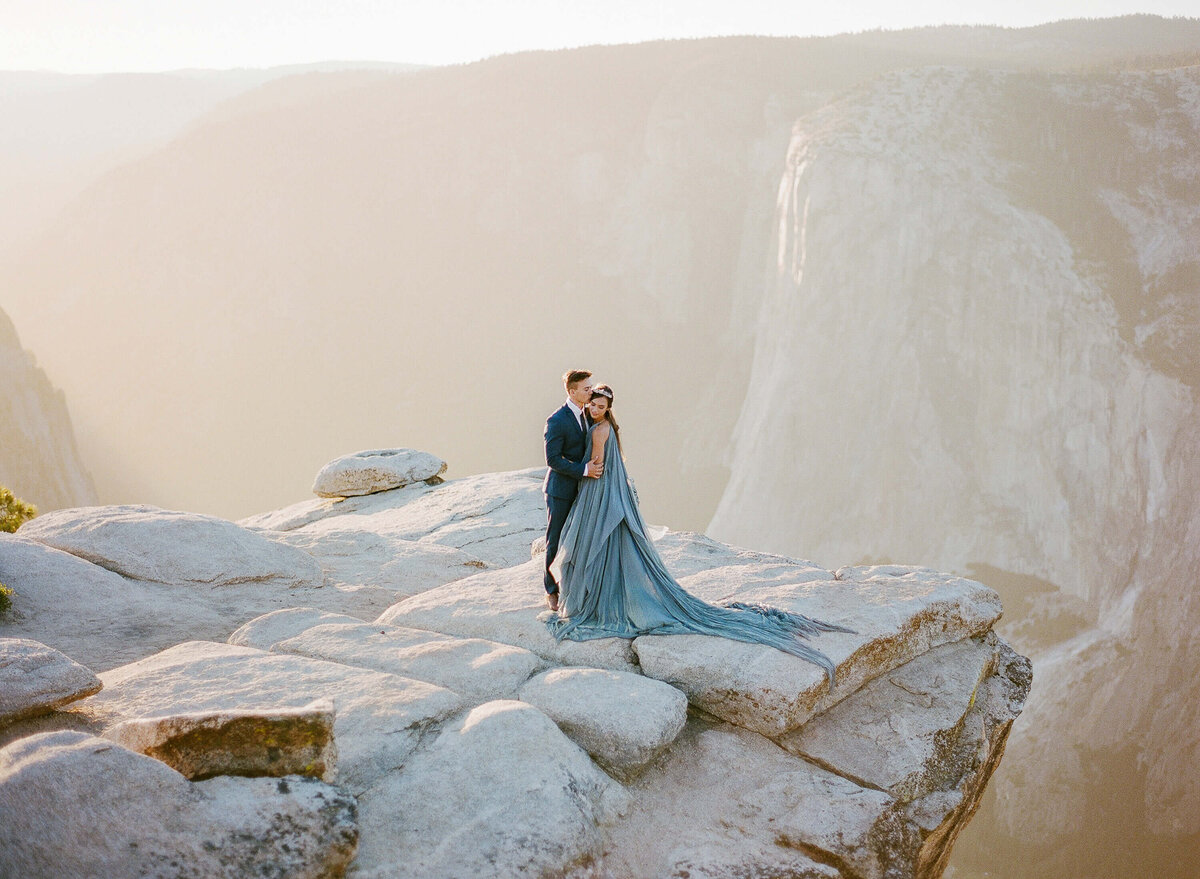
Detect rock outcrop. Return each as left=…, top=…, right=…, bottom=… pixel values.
left=19, top=504, right=325, bottom=588
left=228, top=606, right=366, bottom=650
left=0, top=25, right=1192, bottom=877
left=104, top=699, right=337, bottom=781
left=0, top=469, right=546, bottom=671
left=84, top=639, right=463, bottom=793
left=0, top=730, right=358, bottom=878
left=312, top=448, right=447, bottom=497
left=0, top=463, right=1029, bottom=877
left=518, top=667, right=688, bottom=778
left=0, top=638, right=101, bottom=724
left=271, top=622, right=544, bottom=702
left=354, top=699, right=630, bottom=878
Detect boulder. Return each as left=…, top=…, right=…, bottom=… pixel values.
left=0, top=731, right=357, bottom=879
left=0, top=638, right=102, bottom=724
left=351, top=700, right=629, bottom=877
left=272, top=622, right=543, bottom=702
left=83, top=640, right=463, bottom=792
left=228, top=607, right=366, bottom=650
left=290, top=469, right=547, bottom=568
left=777, top=635, right=996, bottom=801
left=376, top=559, right=639, bottom=672
left=0, top=534, right=382, bottom=672
left=103, top=699, right=336, bottom=781
left=312, top=448, right=447, bottom=497
left=906, top=640, right=1033, bottom=879
left=0, top=534, right=235, bottom=670
left=17, top=504, right=324, bottom=589
left=518, top=667, right=687, bottom=778
left=633, top=565, right=1002, bottom=737
left=0, top=468, right=1034, bottom=878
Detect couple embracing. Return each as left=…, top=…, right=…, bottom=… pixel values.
left=540, top=369, right=850, bottom=682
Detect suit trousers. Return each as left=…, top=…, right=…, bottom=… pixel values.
left=544, top=493, right=574, bottom=593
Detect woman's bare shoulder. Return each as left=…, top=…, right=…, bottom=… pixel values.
left=593, top=422, right=612, bottom=438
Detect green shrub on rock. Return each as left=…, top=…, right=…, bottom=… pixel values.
left=0, top=486, right=36, bottom=533
left=0, top=582, right=11, bottom=615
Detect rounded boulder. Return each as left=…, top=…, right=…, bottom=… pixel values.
left=312, top=449, right=447, bottom=498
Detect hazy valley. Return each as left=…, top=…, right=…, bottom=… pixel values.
left=3, top=15, right=1200, bottom=877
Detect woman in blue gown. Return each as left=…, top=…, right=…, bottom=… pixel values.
left=546, top=384, right=850, bottom=683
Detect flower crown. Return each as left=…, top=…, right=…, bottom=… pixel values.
left=591, top=385, right=614, bottom=400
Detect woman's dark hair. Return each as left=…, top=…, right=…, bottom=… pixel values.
left=589, top=384, right=622, bottom=453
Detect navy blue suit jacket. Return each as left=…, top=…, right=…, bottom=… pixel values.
left=543, top=404, right=588, bottom=500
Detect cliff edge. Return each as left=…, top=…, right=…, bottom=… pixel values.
left=0, top=455, right=1030, bottom=878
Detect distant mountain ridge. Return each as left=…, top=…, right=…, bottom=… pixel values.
left=6, top=17, right=1198, bottom=525
left=0, top=62, right=423, bottom=260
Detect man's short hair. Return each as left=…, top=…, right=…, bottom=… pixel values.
left=563, top=369, right=592, bottom=389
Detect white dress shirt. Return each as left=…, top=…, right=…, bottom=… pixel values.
left=566, top=398, right=595, bottom=477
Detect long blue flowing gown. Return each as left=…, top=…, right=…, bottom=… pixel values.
left=546, top=423, right=851, bottom=683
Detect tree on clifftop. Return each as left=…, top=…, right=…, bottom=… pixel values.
left=0, top=485, right=36, bottom=533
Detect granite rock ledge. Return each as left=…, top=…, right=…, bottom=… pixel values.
left=0, top=463, right=1031, bottom=878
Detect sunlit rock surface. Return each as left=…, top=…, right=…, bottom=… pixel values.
left=103, top=699, right=337, bottom=782
left=228, top=607, right=365, bottom=651
left=352, top=700, right=631, bottom=879
left=271, top=621, right=544, bottom=702
left=518, top=667, right=689, bottom=778
left=0, top=638, right=101, bottom=724
left=0, top=470, right=548, bottom=671
left=0, top=466, right=1028, bottom=877
left=84, top=640, right=463, bottom=794
left=0, top=730, right=358, bottom=878
left=311, top=448, right=447, bottom=498
left=20, top=504, right=325, bottom=588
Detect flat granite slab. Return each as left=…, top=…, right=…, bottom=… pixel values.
left=81, top=640, right=463, bottom=793
left=272, top=622, right=544, bottom=702
left=104, top=699, right=337, bottom=782
left=777, top=635, right=997, bottom=801
left=376, top=559, right=639, bottom=673
left=633, top=564, right=1002, bottom=738
left=18, top=505, right=323, bottom=588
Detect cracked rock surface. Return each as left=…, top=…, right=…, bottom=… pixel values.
left=0, top=466, right=1030, bottom=877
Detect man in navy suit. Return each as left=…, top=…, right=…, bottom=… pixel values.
left=542, top=369, right=603, bottom=610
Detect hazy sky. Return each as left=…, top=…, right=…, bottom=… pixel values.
left=3, top=0, right=1198, bottom=73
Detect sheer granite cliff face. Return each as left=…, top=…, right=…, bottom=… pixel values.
left=709, top=66, right=1200, bottom=875
left=0, top=466, right=1030, bottom=878
left=0, top=307, right=96, bottom=511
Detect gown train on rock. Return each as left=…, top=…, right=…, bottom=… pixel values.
left=546, top=425, right=851, bottom=683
